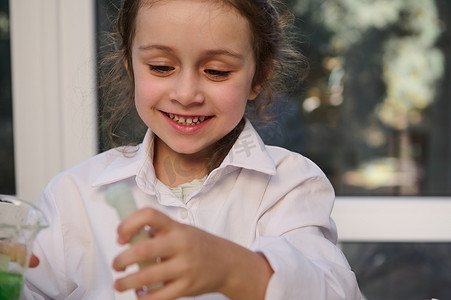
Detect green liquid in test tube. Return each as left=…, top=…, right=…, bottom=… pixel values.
left=105, top=183, right=162, bottom=292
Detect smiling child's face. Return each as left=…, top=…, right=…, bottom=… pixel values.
left=131, top=0, right=259, bottom=158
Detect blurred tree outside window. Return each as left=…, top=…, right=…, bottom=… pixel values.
left=272, top=0, right=451, bottom=197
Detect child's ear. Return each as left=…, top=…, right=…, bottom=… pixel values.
left=249, top=62, right=274, bottom=101
left=124, top=58, right=129, bottom=72
left=248, top=85, right=263, bottom=101
left=123, top=54, right=134, bottom=79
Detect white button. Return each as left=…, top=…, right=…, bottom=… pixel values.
left=180, top=209, right=188, bottom=219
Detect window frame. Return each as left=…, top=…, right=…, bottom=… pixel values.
left=10, top=0, right=97, bottom=202
left=333, top=197, right=451, bottom=242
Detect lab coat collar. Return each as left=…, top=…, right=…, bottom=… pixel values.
left=219, top=120, right=277, bottom=175
left=92, top=130, right=154, bottom=187
left=92, top=119, right=276, bottom=188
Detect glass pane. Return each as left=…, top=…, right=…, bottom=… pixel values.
left=342, top=243, right=451, bottom=300
left=96, top=0, right=451, bottom=197
left=96, top=0, right=146, bottom=151
left=96, top=0, right=120, bottom=152
left=0, top=0, right=15, bottom=195
left=262, top=0, right=451, bottom=196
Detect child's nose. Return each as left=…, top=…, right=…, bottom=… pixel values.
left=169, top=70, right=205, bottom=106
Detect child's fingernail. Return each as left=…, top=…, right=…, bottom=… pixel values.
left=136, top=287, right=149, bottom=296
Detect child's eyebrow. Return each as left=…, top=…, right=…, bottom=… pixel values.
left=138, top=44, right=173, bottom=53
left=138, top=44, right=244, bottom=61
left=203, top=49, right=244, bottom=61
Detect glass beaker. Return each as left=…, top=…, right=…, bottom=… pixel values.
left=0, top=195, right=48, bottom=300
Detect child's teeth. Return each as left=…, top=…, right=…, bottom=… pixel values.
left=168, top=113, right=208, bottom=125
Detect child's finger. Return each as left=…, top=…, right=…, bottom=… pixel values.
left=29, top=254, right=40, bottom=268
left=114, top=257, right=178, bottom=292
left=0, top=243, right=28, bottom=266
left=117, top=207, right=174, bottom=244
left=112, top=236, right=174, bottom=271
left=136, top=277, right=190, bottom=300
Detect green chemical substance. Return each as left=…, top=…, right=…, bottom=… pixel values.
left=0, top=271, right=24, bottom=300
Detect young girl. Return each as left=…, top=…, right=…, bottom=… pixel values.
left=24, top=0, right=361, bottom=299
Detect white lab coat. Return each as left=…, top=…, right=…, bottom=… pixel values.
left=23, top=120, right=361, bottom=299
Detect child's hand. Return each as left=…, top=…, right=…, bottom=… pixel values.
left=0, top=243, right=39, bottom=268
left=112, top=208, right=272, bottom=300
left=29, top=254, right=40, bottom=268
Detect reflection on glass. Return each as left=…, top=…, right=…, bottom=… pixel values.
left=264, top=0, right=451, bottom=196
left=0, top=0, right=14, bottom=195
left=342, top=243, right=451, bottom=300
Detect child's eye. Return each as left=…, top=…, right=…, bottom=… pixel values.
left=149, top=65, right=175, bottom=74
left=204, top=69, right=230, bottom=80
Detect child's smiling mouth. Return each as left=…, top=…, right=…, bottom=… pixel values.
left=165, top=112, right=212, bottom=126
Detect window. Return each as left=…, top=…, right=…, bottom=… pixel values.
left=343, top=242, right=451, bottom=299
left=0, top=0, right=14, bottom=195
left=266, top=0, right=451, bottom=197
left=97, top=0, right=451, bottom=197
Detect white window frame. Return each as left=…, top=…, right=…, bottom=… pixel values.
left=9, top=1, right=451, bottom=243
left=10, top=0, right=97, bottom=202
left=333, top=197, right=451, bottom=242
